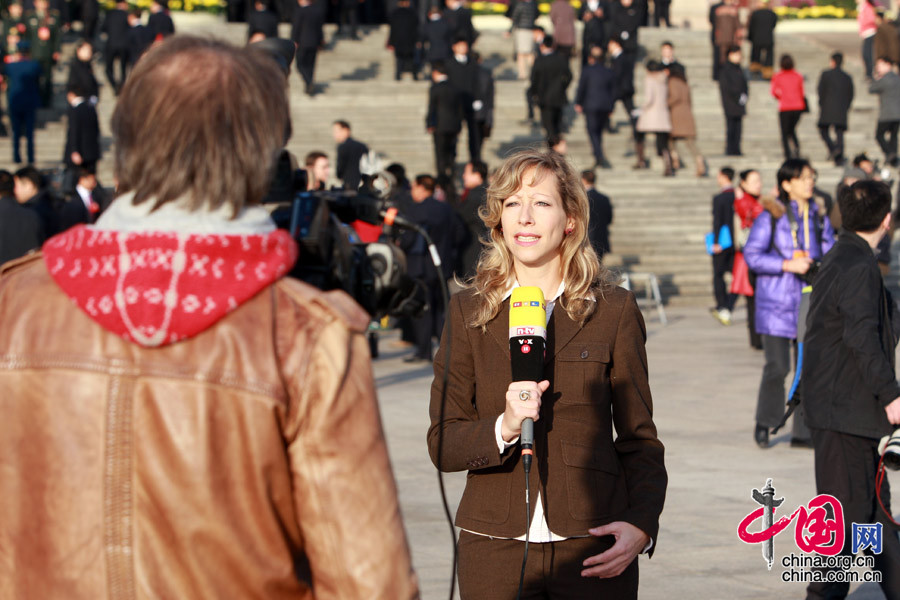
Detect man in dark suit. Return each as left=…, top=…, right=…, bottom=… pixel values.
left=446, top=35, right=482, bottom=163
left=708, top=0, right=724, bottom=79
left=719, top=45, right=748, bottom=156
left=609, top=0, right=640, bottom=60
left=387, top=0, right=418, bottom=80
left=335, top=0, right=361, bottom=40
left=291, top=0, right=324, bottom=95
left=530, top=34, right=571, bottom=141
left=80, top=0, right=99, bottom=41
left=66, top=39, right=99, bottom=100
left=747, top=0, right=777, bottom=79
left=147, top=0, right=174, bottom=40
left=580, top=4, right=607, bottom=65
left=62, top=83, right=100, bottom=190
left=5, top=41, right=41, bottom=164
left=818, top=52, right=854, bottom=166
left=247, top=0, right=278, bottom=40
left=56, top=163, right=110, bottom=231
left=608, top=35, right=636, bottom=138
left=399, top=174, right=455, bottom=362
left=101, top=0, right=129, bottom=93
left=126, top=9, right=154, bottom=69
left=442, top=0, right=475, bottom=45
left=474, top=52, right=494, bottom=144
left=575, top=44, right=615, bottom=169
left=803, top=180, right=900, bottom=600
left=582, top=169, right=613, bottom=260
left=426, top=61, right=462, bottom=181
left=0, top=169, right=44, bottom=265
left=453, top=160, right=488, bottom=280
left=422, top=6, right=451, bottom=65
left=332, top=119, right=368, bottom=191
left=14, top=166, right=58, bottom=238
left=710, top=166, right=736, bottom=324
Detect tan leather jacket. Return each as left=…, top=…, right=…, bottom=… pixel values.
left=0, top=254, right=419, bottom=600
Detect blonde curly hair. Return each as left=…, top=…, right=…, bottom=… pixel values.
left=466, top=149, right=618, bottom=330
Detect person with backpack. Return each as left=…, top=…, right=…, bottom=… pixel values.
left=743, top=158, right=835, bottom=449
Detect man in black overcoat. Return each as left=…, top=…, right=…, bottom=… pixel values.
left=101, top=0, right=129, bottom=93
left=802, top=180, right=900, bottom=600
left=608, top=35, right=636, bottom=137
left=453, top=160, right=488, bottom=280
left=608, top=0, right=640, bottom=59
left=80, top=0, right=99, bottom=41
left=708, top=0, right=724, bottom=79
left=529, top=34, right=571, bottom=140
left=442, top=0, right=475, bottom=45
left=422, top=7, right=451, bottom=65
left=473, top=53, right=494, bottom=142
left=446, top=35, right=482, bottom=162
left=817, top=52, right=854, bottom=166
left=147, top=0, right=175, bottom=40
left=387, top=0, right=418, bottom=80
left=126, top=9, right=154, bottom=69
left=0, top=169, right=43, bottom=266
left=574, top=44, right=615, bottom=168
left=582, top=169, right=613, bottom=259
left=62, top=82, right=100, bottom=191
left=580, top=4, right=607, bottom=65
left=426, top=61, right=462, bottom=180
left=747, top=0, right=777, bottom=79
left=332, top=119, right=368, bottom=190
left=718, top=45, right=748, bottom=156
left=291, top=0, right=324, bottom=95
left=247, top=0, right=279, bottom=40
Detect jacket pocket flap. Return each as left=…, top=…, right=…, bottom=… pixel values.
left=558, top=343, right=610, bottom=363
left=561, top=441, right=619, bottom=474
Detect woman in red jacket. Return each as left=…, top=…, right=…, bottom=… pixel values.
left=770, top=54, right=807, bottom=159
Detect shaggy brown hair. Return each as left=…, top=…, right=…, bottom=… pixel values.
left=110, top=36, right=289, bottom=216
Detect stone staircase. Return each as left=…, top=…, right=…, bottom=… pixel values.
left=7, top=15, right=886, bottom=306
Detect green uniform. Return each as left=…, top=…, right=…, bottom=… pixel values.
left=24, top=8, right=59, bottom=106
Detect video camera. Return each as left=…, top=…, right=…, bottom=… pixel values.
left=262, top=151, right=426, bottom=320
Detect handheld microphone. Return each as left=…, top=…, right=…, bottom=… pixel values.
left=509, top=287, right=546, bottom=473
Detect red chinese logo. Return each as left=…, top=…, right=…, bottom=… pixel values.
left=737, top=493, right=844, bottom=556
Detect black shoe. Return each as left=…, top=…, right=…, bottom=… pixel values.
left=790, top=438, right=814, bottom=449
left=755, top=425, right=769, bottom=449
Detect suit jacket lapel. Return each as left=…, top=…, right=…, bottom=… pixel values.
left=486, top=297, right=510, bottom=359
left=545, top=302, right=583, bottom=365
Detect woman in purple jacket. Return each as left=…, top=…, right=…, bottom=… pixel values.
left=743, top=158, right=835, bottom=449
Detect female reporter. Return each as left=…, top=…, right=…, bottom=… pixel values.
left=426, top=150, right=667, bottom=599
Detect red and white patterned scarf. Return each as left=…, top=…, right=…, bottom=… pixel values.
left=43, top=225, right=298, bottom=347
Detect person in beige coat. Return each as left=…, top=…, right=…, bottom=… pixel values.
left=666, top=64, right=708, bottom=177
left=635, top=60, right=673, bottom=175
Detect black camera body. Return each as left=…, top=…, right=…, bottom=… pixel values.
left=263, top=153, right=424, bottom=320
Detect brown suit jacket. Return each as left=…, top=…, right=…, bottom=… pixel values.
left=427, top=286, right=666, bottom=549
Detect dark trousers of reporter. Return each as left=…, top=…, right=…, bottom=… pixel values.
left=757, top=335, right=809, bottom=441
left=806, top=428, right=900, bottom=600
left=295, top=47, right=317, bottom=91
left=747, top=272, right=762, bottom=349
left=779, top=110, right=803, bottom=159
left=725, top=116, right=743, bottom=155
left=819, top=124, right=846, bottom=161
left=456, top=531, right=638, bottom=599
left=712, top=248, right=736, bottom=312
left=876, top=121, right=900, bottom=164
left=433, top=131, right=458, bottom=180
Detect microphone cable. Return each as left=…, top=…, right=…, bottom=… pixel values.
left=387, top=213, right=458, bottom=600
left=516, top=463, right=531, bottom=600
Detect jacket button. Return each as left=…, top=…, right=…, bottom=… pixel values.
left=581, top=350, right=589, bottom=359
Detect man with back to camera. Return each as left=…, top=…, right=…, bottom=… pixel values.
left=817, top=52, right=854, bottom=166
left=0, top=35, right=419, bottom=599
left=802, top=180, right=900, bottom=599
left=332, top=119, right=368, bottom=191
